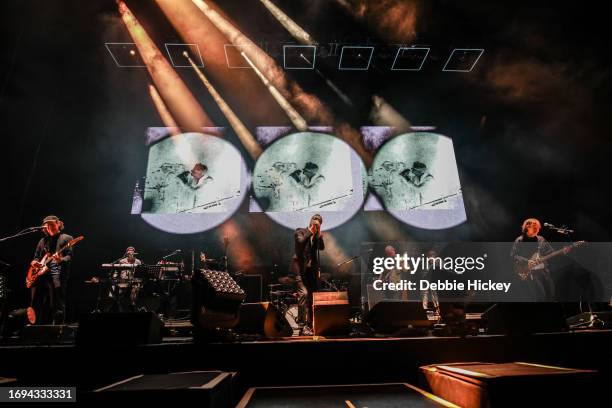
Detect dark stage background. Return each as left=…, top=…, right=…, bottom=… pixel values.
left=1, top=0, right=610, bottom=320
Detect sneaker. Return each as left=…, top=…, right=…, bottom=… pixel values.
left=301, top=326, right=314, bottom=336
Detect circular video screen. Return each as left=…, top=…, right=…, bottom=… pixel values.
left=139, top=132, right=248, bottom=234
left=368, top=132, right=467, bottom=229
left=252, top=131, right=367, bottom=230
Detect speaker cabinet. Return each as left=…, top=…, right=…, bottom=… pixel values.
left=312, top=292, right=350, bottom=336
left=482, top=303, right=567, bottom=334
left=366, top=300, right=430, bottom=334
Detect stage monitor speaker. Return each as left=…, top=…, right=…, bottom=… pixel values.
left=483, top=303, right=567, bottom=334
left=567, top=311, right=612, bottom=329
left=235, top=302, right=291, bottom=337
left=366, top=300, right=430, bottom=334
left=313, top=291, right=350, bottom=336
left=77, top=312, right=163, bottom=346
left=192, top=270, right=246, bottom=330
left=92, top=371, right=235, bottom=406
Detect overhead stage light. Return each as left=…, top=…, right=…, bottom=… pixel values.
left=391, top=47, right=430, bottom=71
left=165, top=43, right=204, bottom=68
left=105, top=42, right=145, bottom=67
left=283, top=45, right=316, bottom=70
left=442, top=48, right=484, bottom=72
left=338, top=46, right=375, bottom=71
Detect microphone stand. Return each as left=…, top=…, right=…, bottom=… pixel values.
left=336, top=256, right=360, bottom=270
left=0, top=227, right=44, bottom=281
left=0, top=227, right=43, bottom=243
left=222, top=236, right=229, bottom=273
left=545, top=224, right=574, bottom=241
left=158, top=250, right=181, bottom=263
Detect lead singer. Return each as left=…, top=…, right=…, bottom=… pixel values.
left=291, top=214, right=325, bottom=335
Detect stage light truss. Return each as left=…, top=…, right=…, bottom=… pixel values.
left=106, top=40, right=484, bottom=73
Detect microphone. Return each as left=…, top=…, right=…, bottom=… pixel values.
left=543, top=223, right=555, bottom=228
left=28, top=226, right=46, bottom=230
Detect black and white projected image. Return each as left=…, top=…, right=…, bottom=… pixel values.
left=143, top=133, right=241, bottom=214
left=369, top=132, right=466, bottom=229
left=137, top=132, right=247, bottom=234
left=253, top=132, right=366, bottom=229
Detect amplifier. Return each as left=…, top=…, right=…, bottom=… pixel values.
left=312, top=291, right=350, bottom=336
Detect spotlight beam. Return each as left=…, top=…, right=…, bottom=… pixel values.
left=148, top=84, right=179, bottom=135
left=241, top=51, right=308, bottom=131
left=191, top=0, right=308, bottom=130
left=148, top=83, right=199, bottom=166
left=185, top=0, right=371, bottom=163
left=118, top=0, right=213, bottom=132
left=259, top=0, right=314, bottom=45
left=261, top=1, right=354, bottom=108
left=183, top=52, right=263, bottom=159
left=370, top=95, right=412, bottom=134
left=315, top=68, right=353, bottom=107
left=299, top=53, right=312, bottom=65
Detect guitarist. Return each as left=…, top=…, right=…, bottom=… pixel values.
left=511, top=218, right=568, bottom=301
left=30, top=215, right=74, bottom=324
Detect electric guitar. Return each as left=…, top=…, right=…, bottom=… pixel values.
left=26, top=236, right=84, bottom=288
left=515, top=241, right=585, bottom=281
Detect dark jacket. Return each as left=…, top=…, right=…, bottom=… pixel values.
left=511, top=235, right=553, bottom=265
left=33, top=233, right=74, bottom=280
left=292, top=228, right=325, bottom=276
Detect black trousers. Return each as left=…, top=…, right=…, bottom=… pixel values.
left=31, top=274, right=66, bottom=325
left=296, top=268, right=319, bottom=326
left=530, top=269, right=556, bottom=301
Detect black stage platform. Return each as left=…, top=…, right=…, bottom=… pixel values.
left=1, top=329, right=610, bottom=400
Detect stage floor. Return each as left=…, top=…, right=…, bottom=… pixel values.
left=1, top=329, right=610, bottom=394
